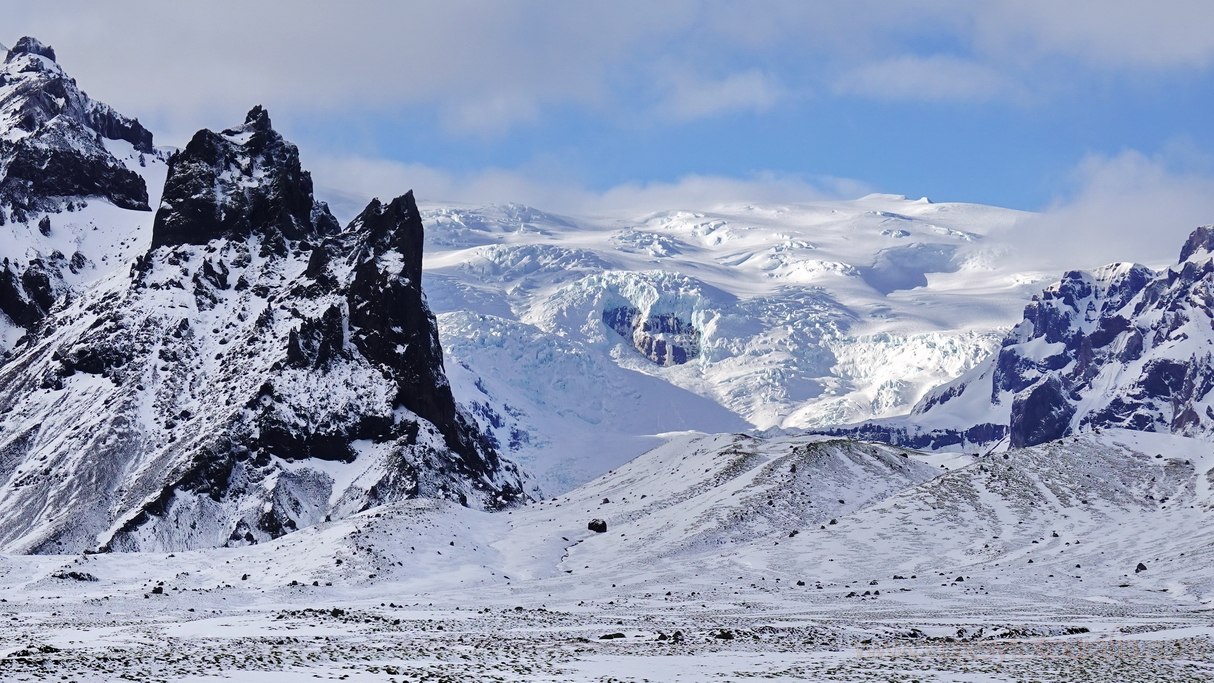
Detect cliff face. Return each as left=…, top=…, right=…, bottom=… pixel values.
left=0, top=36, right=153, bottom=216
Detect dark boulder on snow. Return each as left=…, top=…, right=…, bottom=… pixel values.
left=588, top=519, right=608, bottom=533
left=1136, top=562, right=1148, bottom=573
left=50, top=570, right=98, bottom=582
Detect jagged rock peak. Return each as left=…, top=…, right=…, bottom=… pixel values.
left=238, top=104, right=272, bottom=131
left=1178, top=225, right=1214, bottom=263
left=0, top=39, right=154, bottom=152
left=151, top=106, right=339, bottom=250
left=6, top=36, right=56, bottom=62
left=349, top=191, right=424, bottom=284
left=0, top=36, right=154, bottom=216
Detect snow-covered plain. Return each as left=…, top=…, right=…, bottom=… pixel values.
left=419, top=196, right=1048, bottom=492
left=2, top=429, right=1212, bottom=681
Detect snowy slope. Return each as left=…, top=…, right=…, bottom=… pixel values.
left=1, top=429, right=1212, bottom=680
left=10, top=428, right=1209, bottom=603
left=419, top=197, right=1044, bottom=491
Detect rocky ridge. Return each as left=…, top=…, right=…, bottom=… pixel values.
left=0, top=36, right=165, bottom=344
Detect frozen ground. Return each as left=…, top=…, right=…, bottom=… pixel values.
left=2, top=429, right=1212, bottom=681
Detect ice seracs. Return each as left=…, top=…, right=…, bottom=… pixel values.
left=419, top=195, right=1039, bottom=491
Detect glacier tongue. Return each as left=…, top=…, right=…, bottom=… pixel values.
left=418, top=198, right=1044, bottom=492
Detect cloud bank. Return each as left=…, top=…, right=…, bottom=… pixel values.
left=7, top=1, right=1214, bottom=138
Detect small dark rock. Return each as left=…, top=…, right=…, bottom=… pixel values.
left=50, top=570, right=98, bottom=582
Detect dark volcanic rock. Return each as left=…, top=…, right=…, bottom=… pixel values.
left=602, top=305, right=701, bottom=366
left=0, top=257, right=56, bottom=329
left=344, top=193, right=506, bottom=482
left=815, top=421, right=1007, bottom=451
left=1009, top=377, right=1075, bottom=448
left=8, top=37, right=57, bottom=62
left=0, top=36, right=153, bottom=214
left=151, top=106, right=338, bottom=250
left=0, top=36, right=159, bottom=341
left=1178, top=226, right=1214, bottom=262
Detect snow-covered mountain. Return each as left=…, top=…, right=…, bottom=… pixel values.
left=0, top=97, right=526, bottom=553
left=0, top=37, right=167, bottom=349
left=839, top=226, right=1214, bottom=450
left=415, top=198, right=1044, bottom=490
left=3, top=32, right=1208, bottom=570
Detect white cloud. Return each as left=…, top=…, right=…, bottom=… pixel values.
left=6, top=1, right=697, bottom=137
left=1006, top=150, right=1214, bottom=270
left=833, top=55, right=1019, bottom=103
left=7, top=0, right=1212, bottom=142
left=975, top=0, right=1214, bottom=70
left=306, top=153, right=868, bottom=221
left=655, top=70, right=785, bottom=121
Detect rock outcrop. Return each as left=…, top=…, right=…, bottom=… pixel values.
left=0, top=36, right=163, bottom=343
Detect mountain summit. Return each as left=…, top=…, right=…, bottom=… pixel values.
left=0, top=37, right=166, bottom=347
left=0, top=36, right=153, bottom=216
left=151, top=105, right=338, bottom=249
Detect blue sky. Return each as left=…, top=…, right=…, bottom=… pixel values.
left=7, top=1, right=1214, bottom=262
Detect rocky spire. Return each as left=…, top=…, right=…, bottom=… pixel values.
left=1178, top=225, right=1214, bottom=263
left=349, top=191, right=425, bottom=285
left=150, top=106, right=339, bottom=250
left=6, top=36, right=56, bottom=62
